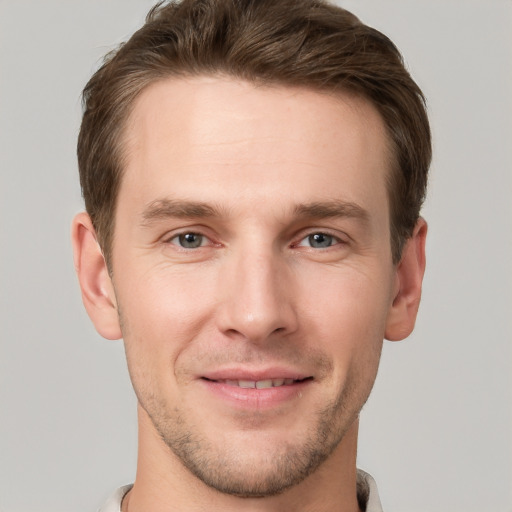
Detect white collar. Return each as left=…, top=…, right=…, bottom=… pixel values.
left=99, top=469, right=383, bottom=512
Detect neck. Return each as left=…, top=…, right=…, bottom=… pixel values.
left=123, top=406, right=361, bottom=512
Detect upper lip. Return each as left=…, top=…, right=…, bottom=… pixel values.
left=200, top=367, right=311, bottom=382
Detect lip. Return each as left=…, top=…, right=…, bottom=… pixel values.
left=198, top=367, right=313, bottom=409
left=201, top=367, right=310, bottom=382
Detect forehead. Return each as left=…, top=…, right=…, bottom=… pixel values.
left=120, top=76, right=391, bottom=220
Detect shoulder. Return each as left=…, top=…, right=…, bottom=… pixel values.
left=357, top=469, right=384, bottom=512
left=98, top=485, right=133, bottom=512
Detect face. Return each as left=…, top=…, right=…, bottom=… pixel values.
left=111, top=77, right=398, bottom=496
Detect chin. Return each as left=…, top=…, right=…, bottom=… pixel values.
left=169, top=437, right=335, bottom=497
left=148, top=395, right=357, bottom=498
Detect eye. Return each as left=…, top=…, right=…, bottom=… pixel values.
left=169, top=232, right=207, bottom=249
left=298, top=232, right=339, bottom=249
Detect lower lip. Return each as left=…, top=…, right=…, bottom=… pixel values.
left=200, top=379, right=311, bottom=409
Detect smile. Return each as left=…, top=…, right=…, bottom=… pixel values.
left=206, top=378, right=309, bottom=389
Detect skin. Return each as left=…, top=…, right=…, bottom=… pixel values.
left=72, top=76, right=426, bottom=512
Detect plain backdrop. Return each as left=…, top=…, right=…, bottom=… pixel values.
left=0, top=1, right=511, bottom=511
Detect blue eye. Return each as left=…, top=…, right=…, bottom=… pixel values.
left=171, top=233, right=206, bottom=249
left=299, top=233, right=337, bottom=248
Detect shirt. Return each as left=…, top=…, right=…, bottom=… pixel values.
left=99, top=469, right=383, bottom=512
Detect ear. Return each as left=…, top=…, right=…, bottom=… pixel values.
left=385, top=218, right=427, bottom=341
left=71, top=212, right=122, bottom=340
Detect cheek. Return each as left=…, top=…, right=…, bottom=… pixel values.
left=298, top=264, right=391, bottom=376
left=114, top=266, right=220, bottom=395
left=301, top=262, right=393, bottom=333
left=116, top=263, right=217, bottom=337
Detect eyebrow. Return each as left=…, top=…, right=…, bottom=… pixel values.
left=140, top=199, right=225, bottom=226
left=140, top=198, right=370, bottom=226
left=293, top=200, right=370, bottom=224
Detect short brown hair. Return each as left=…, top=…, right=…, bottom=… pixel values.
left=78, top=0, right=431, bottom=266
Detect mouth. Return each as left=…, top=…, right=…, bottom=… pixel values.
left=202, top=377, right=313, bottom=389
left=199, top=373, right=314, bottom=409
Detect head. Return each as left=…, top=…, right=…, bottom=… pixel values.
left=73, top=0, right=430, bottom=502
left=78, top=0, right=431, bottom=269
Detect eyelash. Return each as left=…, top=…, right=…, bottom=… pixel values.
left=166, top=232, right=212, bottom=249
left=164, top=230, right=346, bottom=251
left=295, top=232, right=345, bottom=249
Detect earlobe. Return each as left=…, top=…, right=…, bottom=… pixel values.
left=71, top=212, right=122, bottom=340
left=385, top=218, right=427, bottom=341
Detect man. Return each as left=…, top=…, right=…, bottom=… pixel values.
left=72, top=0, right=430, bottom=510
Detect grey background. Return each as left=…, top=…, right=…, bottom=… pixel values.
left=0, top=1, right=511, bottom=511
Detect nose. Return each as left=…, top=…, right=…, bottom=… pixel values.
left=216, top=245, right=299, bottom=344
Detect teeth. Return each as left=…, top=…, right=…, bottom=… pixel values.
left=238, top=380, right=255, bottom=389
left=256, top=379, right=273, bottom=389
left=221, top=378, right=297, bottom=388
